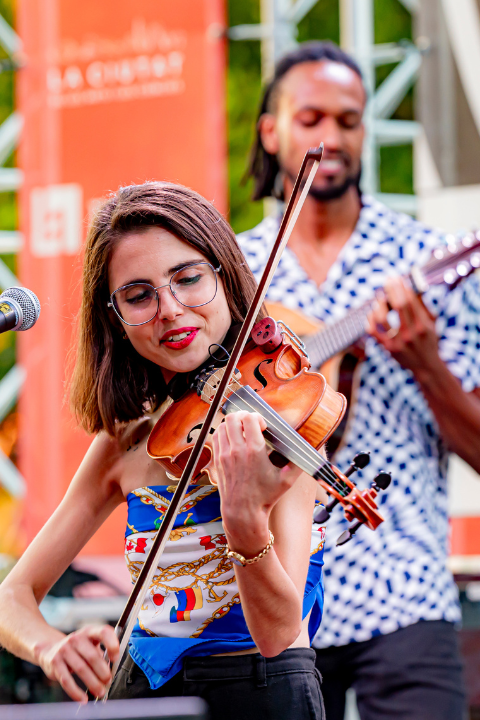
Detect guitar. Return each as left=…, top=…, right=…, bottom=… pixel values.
left=266, top=233, right=480, bottom=455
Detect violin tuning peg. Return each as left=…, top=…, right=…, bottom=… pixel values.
left=372, top=471, right=391, bottom=492
left=344, top=451, right=370, bottom=478
left=314, top=504, right=331, bottom=524
left=336, top=520, right=362, bottom=546
left=353, top=451, right=370, bottom=469
left=314, top=496, right=341, bottom=524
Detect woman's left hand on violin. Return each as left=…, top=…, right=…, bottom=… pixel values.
left=211, top=411, right=301, bottom=556
left=367, top=277, right=441, bottom=376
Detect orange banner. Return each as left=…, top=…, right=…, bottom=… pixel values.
left=17, top=0, right=226, bottom=555
left=451, top=517, right=480, bottom=556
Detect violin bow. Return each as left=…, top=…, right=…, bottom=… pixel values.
left=107, top=144, right=324, bottom=689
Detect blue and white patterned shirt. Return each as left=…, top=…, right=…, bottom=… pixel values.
left=238, top=195, right=480, bottom=647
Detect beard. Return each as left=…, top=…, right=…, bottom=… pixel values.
left=308, top=168, right=362, bottom=201
left=283, top=165, right=362, bottom=202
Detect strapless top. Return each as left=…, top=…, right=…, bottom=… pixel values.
left=125, top=484, right=325, bottom=690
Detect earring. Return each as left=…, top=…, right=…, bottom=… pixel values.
left=122, top=331, right=128, bottom=340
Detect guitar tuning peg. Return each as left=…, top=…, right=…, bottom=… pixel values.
left=456, top=262, right=470, bottom=277
left=371, top=471, right=391, bottom=492
left=471, top=252, right=480, bottom=268
left=446, top=234, right=457, bottom=252
left=336, top=520, right=363, bottom=546
left=443, top=269, right=458, bottom=285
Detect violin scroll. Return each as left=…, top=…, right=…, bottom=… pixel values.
left=313, top=451, right=370, bottom=523
left=314, top=450, right=392, bottom=546
left=334, top=470, right=392, bottom=546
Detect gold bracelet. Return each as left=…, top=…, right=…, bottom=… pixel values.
left=226, top=531, right=275, bottom=567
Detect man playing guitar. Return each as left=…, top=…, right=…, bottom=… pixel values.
left=238, top=40, right=480, bottom=720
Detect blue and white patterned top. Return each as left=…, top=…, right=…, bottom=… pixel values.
left=238, top=195, right=480, bottom=647
left=125, top=484, right=326, bottom=687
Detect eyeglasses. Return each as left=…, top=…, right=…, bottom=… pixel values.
left=108, top=262, right=221, bottom=326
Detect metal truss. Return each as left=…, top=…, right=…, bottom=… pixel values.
left=342, top=0, right=423, bottom=212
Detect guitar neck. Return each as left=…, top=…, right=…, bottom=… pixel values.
left=301, top=233, right=480, bottom=370
left=303, top=299, right=375, bottom=368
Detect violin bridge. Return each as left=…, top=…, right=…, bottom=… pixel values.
left=199, top=367, right=242, bottom=404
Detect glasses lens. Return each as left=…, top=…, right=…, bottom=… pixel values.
left=113, top=283, right=158, bottom=325
left=171, top=263, right=217, bottom=307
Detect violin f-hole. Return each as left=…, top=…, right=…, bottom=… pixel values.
left=253, top=358, right=274, bottom=391
left=187, top=423, right=217, bottom=444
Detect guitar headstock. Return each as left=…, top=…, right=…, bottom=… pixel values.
left=412, top=232, right=480, bottom=292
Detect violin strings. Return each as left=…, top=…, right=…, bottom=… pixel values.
left=199, top=378, right=350, bottom=498
left=222, top=393, right=349, bottom=498
left=226, top=387, right=344, bottom=488
left=200, top=376, right=345, bottom=492
left=229, top=392, right=349, bottom=497
left=200, top=377, right=333, bottom=478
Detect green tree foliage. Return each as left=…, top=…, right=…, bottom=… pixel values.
left=227, top=1, right=264, bottom=233
left=227, top=0, right=414, bottom=232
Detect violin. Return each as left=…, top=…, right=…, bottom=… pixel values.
left=147, top=316, right=390, bottom=539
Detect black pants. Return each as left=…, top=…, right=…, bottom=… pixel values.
left=315, top=620, right=466, bottom=720
left=109, top=647, right=325, bottom=720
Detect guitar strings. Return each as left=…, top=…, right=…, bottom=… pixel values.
left=307, top=301, right=372, bottom=365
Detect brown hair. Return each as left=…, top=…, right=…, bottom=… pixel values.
left=70, top=182, right=260, bottom=436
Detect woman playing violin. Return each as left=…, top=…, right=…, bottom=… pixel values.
left=0, top=182, right=326, bottom=720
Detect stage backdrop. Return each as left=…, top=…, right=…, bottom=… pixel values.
left=17, top=0, right=226, bottom=555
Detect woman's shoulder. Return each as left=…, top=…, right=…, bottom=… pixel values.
left=83, top=430, right=125, bottom=474
left=109, top=401, right=174, bottom=496
left=84, top=417, right=153, bottom=472
left=115, top=398, right=172, bottom=454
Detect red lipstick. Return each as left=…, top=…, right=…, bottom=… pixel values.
left=160, top=327, right=199, bottom=350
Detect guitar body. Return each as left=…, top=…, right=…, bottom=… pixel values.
left=266, top=301, right=364, bottom=455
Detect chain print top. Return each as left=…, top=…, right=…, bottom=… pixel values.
left=125, top=483, right=326, bottom=689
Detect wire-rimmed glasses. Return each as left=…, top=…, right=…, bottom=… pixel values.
left=108, top=262, right=221, bottom=326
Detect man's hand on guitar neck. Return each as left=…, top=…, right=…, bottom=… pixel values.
left=367, top=276, right=439, bottom=376
left=367, top=276, right=480, bottom=474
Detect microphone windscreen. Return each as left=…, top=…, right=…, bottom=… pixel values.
left=1, top=286, right=41, bottom=330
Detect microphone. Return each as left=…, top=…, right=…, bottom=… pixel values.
left=0, top=286, right=41, bottom=333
